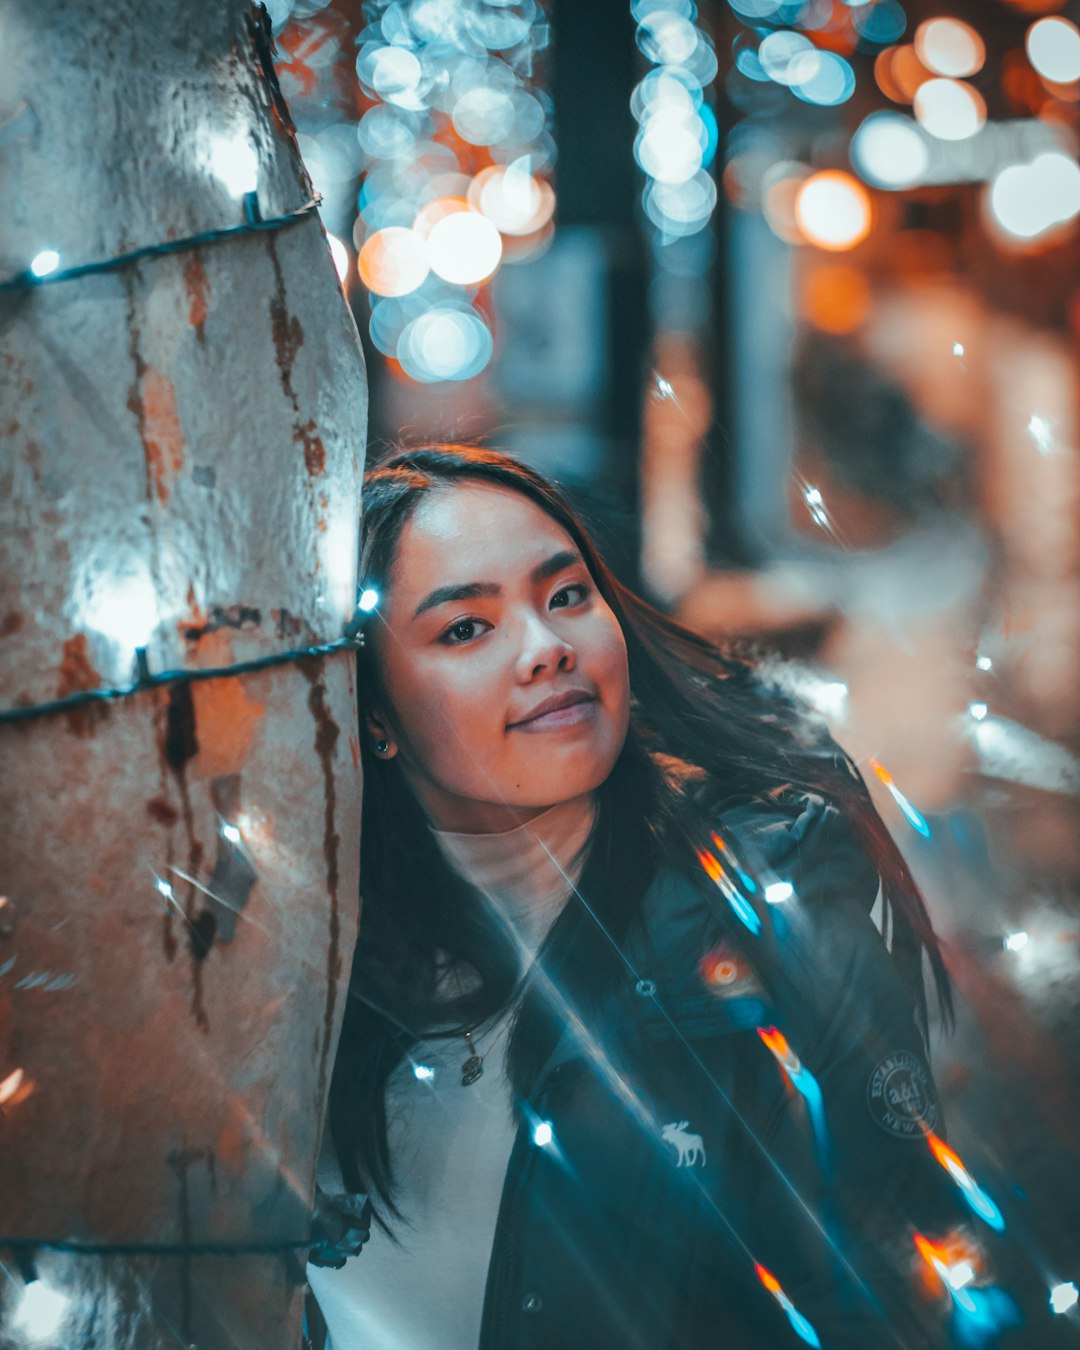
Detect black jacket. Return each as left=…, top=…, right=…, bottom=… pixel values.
left=309, top=793, right=1001, bottom=1349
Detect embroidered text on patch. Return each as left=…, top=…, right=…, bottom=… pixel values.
left=866, top=1051, right=939, bottom=1138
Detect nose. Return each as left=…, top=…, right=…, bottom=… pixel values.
left=514, top=609, right=576, bottom=682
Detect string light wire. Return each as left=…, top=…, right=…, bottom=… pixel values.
left=0, top=633, right=362, bottom=728
left=0, top=193, right=322, bottom=296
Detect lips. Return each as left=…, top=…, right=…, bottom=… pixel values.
left=510, top=689, right=596, bottom=727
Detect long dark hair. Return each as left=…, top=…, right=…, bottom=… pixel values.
left=329, top=443, right=951, bottom=1228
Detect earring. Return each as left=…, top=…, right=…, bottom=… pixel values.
left=375, top=740, right=389, bottom=755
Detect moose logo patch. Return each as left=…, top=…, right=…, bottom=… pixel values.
left=662, top=1120, right=707, bottom=1167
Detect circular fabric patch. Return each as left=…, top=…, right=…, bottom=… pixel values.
left=866, top=1050, right=939, bottom=1138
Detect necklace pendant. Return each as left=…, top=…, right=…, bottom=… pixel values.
left=461, top=1054, right=484, bottom=1086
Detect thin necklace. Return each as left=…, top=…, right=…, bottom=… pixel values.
left=460, top=1017, right=511, bottom=1087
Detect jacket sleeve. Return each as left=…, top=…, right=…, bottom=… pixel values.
left=735, top=796, right=1000, bottom=1347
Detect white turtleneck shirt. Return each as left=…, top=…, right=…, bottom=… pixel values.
left=307, top=793, right=596, bottom=1350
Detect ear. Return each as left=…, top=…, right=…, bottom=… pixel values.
left=363, top=709, right=398, bottom=759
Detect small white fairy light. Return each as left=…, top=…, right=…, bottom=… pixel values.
left=1050, top=1282, right=1078, bottom=1314
left=946, top=1260, right=975, bottom=1290
left=533, top=1121, right=554, bottom=1147
left=11, top=1268, right=69, bottom=1341
left=968, top=701, right=988, bottom=721
left=358, top=588, right=380, bottom=613
left=653, top=375, right=676, bottom=401
left=1003, top=931, right=1028, bottom=953
left=209, top=134, right=259, bottom=197
left=765, top=882, right=794, bottom=904
left=803, top=485, right=830, bottom=528
left=30, top=250, right=60, bottom=278
left=220, top=821, right=242, bottom=845
left=154, top=877, right=175, bottom=901
left=413, top=1064, right=435, bottom=1081
left=976, top=655, right=992, bottom=671
left=952, top=342, right=965, bottom=357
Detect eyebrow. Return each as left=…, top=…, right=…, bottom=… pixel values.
left=411, top=549, right=585, bottom=620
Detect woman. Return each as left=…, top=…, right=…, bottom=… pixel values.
left=305, top=443, right=970, bottom=1350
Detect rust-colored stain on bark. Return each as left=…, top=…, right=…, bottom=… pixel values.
left=147, top=796, right=180, bottom=827
left=1, top=611, right=23, bottom=636
left=301, top=662, right=342, bottom=1115
left=295, top=419, right=327, bottom=478
left=191, top=676, right=265, bottom=781
left=57, top=635, right=106, bottom=736
left=183, top=255, right=211, bottom=341
left=141, top=369, right=186, bottom=507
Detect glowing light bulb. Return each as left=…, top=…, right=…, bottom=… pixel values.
left=765, top=882, right=794, bottom=904
left=976, top=655, right=992, bottom=671
left=969, top=702, right=988, bottom=721
left=1050, top=1282, right=1079, bottom=1314
left=533, top=1121, right=553, bottom=1146
left=221, top=822, right=242, bottom=844
left=154, top=877, right=175, bottom=900
left=947, top=1260, right=976, bottom=1290
left=12, top=1278, right=70, bottom=1341
left=209, top=135, right=259, bottom=197
left=30, top=250, right=60, bottom=278
left=953, top=343, right=965, bottom=357
left=1004, top=931, right=1029, bottom=952
left=413, top=1064, right=435, bottom=1081
left=358, top=588, right=380, bottom=613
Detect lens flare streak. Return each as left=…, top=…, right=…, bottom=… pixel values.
left=869, top=759, right=932, bottom=839
left=925, top=1133, right=1005, bottom=1231
left=757, top=1026, right=829, bottom=1166
left=754, top=1263, right=823, bottom=1347
left=697, top=846, right=762, bottom=935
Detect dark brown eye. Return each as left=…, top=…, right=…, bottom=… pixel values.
left=551, top=583, right=589, bottom=609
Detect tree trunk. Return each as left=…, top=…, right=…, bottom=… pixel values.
left=0, top=2, right=366, bottom=1345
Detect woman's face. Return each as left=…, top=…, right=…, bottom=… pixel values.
left=368, top=481, right=631, bottom=833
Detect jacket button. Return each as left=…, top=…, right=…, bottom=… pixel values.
left=521, top=1292, right=543, bottom=1314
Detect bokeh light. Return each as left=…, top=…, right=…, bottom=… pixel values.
left=915, top=18, right=985, bottom=78
left=795, top=171, right=874, bottom=251
left=633, top=4, right=719, bottom=239
left=426, top=210, right=503, bottom=286
left=398, top=305, right=494, bottom=382
left=1026, top=18, right=1080, bottom=85
left=788, top=49, right=856, bottom=106
left=914, top=78, right=987, bottom=141
left=987, top=152, right=1080, bottom=242
left=852, top=0, right=908, bottom=46
left=358, top=227, right=430, bottom=297
left=851, top=111, right=930, bottom=189
left=469, top=160, right=556, bottom=236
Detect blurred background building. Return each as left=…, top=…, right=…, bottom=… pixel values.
left=261, top=0, right=1079, bottom=1336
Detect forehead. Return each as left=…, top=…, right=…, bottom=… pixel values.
left=390, top=482, right=575, bottom=597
